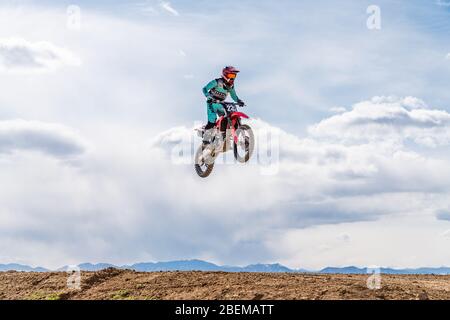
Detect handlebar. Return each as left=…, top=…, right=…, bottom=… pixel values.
left=222, top=103, right=245, bottom=118
left=222, top=102, right=245, bottom=107
left=207, top=99, right=245, bottom=107
left=212, top=101, right=246, bottom=108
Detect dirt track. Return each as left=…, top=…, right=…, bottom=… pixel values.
left=0, top=268, right=449, bottom=300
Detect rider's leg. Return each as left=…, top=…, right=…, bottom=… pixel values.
left=211, top=102, right=225, bottom=116
left=210, top=104, right=228, bottom=151
left=206, top=102, right=224, bottom=124
left=203, top=122, right=216, bottom=145
left=205, top=122, right=215, bottom=130
left=204, top=102, right=219, bottom=145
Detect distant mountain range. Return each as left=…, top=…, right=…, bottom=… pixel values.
left=57, top=260, right=297, bottom=273
left=0, top=263, right=48, bottom=272
left=319, top=266, right=450, bottom=275
left=1, top=260, right=450, bottom=274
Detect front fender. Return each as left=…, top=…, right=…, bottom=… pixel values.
left=230, top=112, right=249, bottom=120
left=215, top=116, right=226, bottom=129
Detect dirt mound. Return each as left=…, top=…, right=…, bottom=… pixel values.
left=82, top=267, right=125, bottom=289
left=0, top=270, right=449, bottom=300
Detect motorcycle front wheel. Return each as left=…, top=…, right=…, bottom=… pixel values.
left=194, top=144, right=215, bottom=178
left=233, top=124, right=255, bottom=163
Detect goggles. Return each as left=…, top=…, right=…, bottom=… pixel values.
left=225, top=73, right=237, bottom=80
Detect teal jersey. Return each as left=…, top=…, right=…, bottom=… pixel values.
left=202, top=78, right=239, bottom=102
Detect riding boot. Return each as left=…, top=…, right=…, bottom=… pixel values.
left=202, top=128, right=215, bottom=147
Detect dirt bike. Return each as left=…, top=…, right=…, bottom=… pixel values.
left=195, top=102, right=255, bottom=178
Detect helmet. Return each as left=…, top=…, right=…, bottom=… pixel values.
left=222, top=66, right=240, bottom=85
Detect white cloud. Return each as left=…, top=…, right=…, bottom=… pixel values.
left=309, top=96, right=450, bottom=147
left=0, top=3, right=449, bottom=270
left=148, top=97, right=450, bottom=272
left=270, top=216, right=450, bottom=270
left=337, top=233, right=351, bottom=242
left=141, top=6, right=157, bottom=15
left=329, top=106, right=347, bottom=114
left=0, top=119, right=88, bottom=157
left=134, top=1, right=179, bottom=16
left=0, top=38, right=81, bottom=73
left=159, top=1, right=179, bottom=16
left=446, top=53, right=450, bottom=60
left=2, top=97, right=450, bottom=269
left=153, top=110, right=450, bottom=217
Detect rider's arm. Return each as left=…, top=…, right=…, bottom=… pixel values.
left=202, top=80, right=218, bottom=98
left=230, top=86, right=239, bottom=102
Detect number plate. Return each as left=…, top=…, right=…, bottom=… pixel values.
left=226, top=104, right=237, bottom=112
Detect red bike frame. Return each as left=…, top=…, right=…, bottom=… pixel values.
left=215, top=111, right=249, bottom=144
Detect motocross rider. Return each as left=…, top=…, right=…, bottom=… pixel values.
left=202, top=66, right=245, bottom=145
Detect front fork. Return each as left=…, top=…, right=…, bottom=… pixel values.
left=207, top=117, right=241, bottom=153
left=223, top=117, right=240, bottom=147
left=231, top=118, right=241, bottom=144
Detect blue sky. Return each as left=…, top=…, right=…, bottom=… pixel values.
left=0, top=0, right=450, bottom=269
left=4, top=0, right=450, bottom=132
